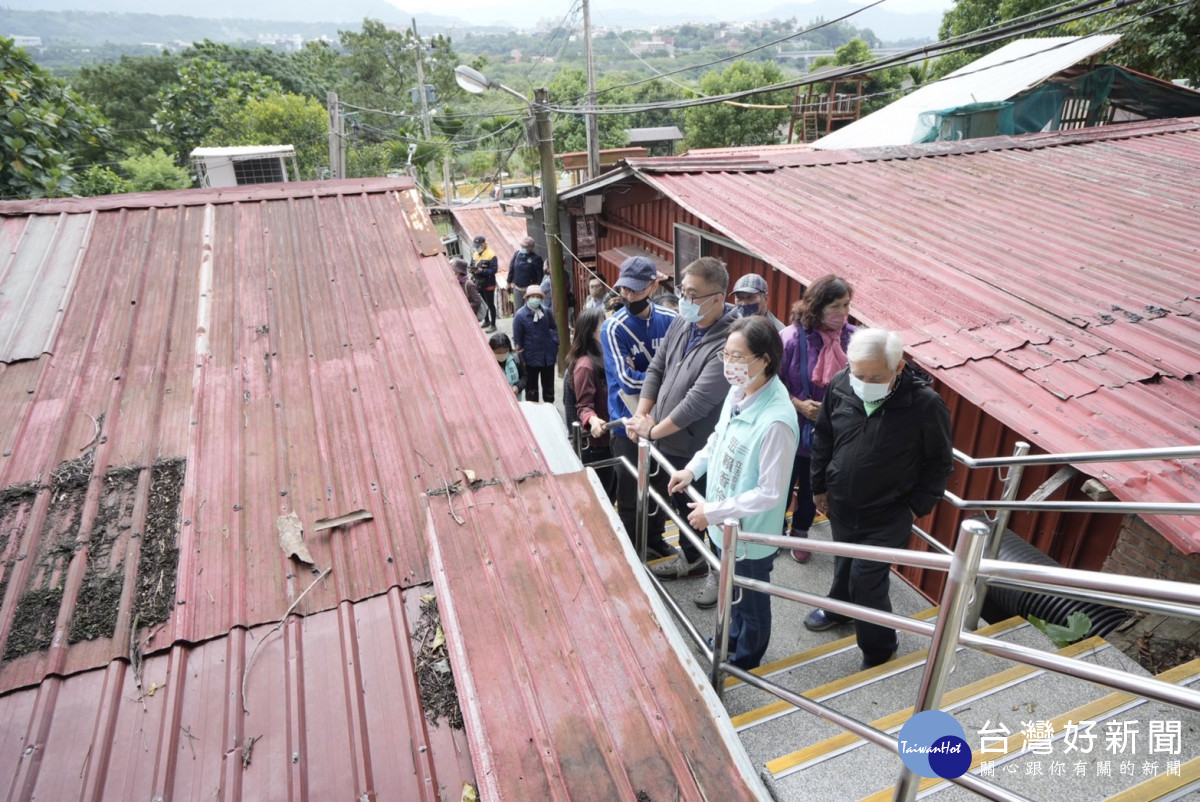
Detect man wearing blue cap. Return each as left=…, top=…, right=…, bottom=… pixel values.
left=601, top=255, right=678, bottom=560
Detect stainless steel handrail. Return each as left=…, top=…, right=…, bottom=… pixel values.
left=583, top=435, right=1200, bottom=799
left=953, top=444, right=1200, bottom=468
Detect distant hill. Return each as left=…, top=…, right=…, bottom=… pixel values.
left=0, top=0, right=460, bottom=26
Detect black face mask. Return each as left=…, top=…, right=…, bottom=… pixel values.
left=625, top=297, right=650, bottom=315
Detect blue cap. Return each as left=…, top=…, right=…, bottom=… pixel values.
left=615, top=256, right=658, bottom=292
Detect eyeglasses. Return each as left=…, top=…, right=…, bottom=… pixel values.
left=717, top=350, right=759, bottom=364
left=679, top=289, right=721, bottom=303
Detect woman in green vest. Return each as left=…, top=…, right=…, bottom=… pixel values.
left=667, top=316, right=800, bottom=669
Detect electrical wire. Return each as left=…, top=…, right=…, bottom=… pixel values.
left=545, top=0, right=1176, bottom=114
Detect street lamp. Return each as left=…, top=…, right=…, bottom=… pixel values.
left=455, top=65, right=569, bottom=371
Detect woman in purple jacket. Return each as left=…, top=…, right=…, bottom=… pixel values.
left=779, top=274, right=855, bottom=563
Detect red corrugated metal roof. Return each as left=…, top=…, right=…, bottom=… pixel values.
left=623, top=118, right=1200, bottom=550
left=447, top=202, right=529, bottom=268
left=0, top=178, right=763, bottom=798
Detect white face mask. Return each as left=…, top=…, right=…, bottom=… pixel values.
left=850, top=374, right=892, bottom=403
left=723, top=358, right=760, bottom=389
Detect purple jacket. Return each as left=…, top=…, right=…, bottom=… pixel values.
left=780, top=323, right=855, bottom=454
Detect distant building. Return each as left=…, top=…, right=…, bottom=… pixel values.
left=8, top=35, right=43, bottom=48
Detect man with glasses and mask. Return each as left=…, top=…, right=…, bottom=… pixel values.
left=626, top=257, right=739, bottom=604
left=805, top=328, right=953, bottom=670
left=602, top=255, right=679, bottom=561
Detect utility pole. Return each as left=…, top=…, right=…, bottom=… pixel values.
left=327, top=91, right=345, bottom=179
left=411, top=19, right=432, bottom=141
left=582, top=0, right=600, bottom=180
left=534, top=87, right=569, bottom=371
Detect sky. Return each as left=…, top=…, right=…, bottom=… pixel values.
left=387, top=0, right=956, bottom=29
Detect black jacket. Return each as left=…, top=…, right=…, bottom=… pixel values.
left=810, top=365, right=953, bottom=527
left=509, top=249, right=545, bottom=289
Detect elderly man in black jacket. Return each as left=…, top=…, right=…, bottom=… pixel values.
left=508, top=236, right=544, bottom=311
left=805, top=327, right=953, bottom=670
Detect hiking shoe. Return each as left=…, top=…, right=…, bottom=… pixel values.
left=789, top=529, right=811, bottom=563
left=694, top=571, right=719, bottom=609
left=860, top=650, right=898, bottom=671
left=650, top=554, right=708, bottom=580
left=804, top=609, right=849, bottom=632
left=645, top=544, right=680, bottom=561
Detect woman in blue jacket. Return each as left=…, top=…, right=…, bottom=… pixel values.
left=667, top=316, right=799, bottom=670
left=512, top=284, right=559, bottom=403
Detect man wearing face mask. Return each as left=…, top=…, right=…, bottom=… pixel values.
left=508, top=236, right=544, bottom=311
left=602, top=255, right=679, bottom=560
left=626, top=257, right=739, bottom=597
left=731, top=273, right=784, bottom=332
left=805, top=328, right=953, bottom=670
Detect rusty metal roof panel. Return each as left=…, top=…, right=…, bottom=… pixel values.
left=0, top=178, right=764, bottom=797
left=447, top=202, right=529, bottom=262
left=631, top=119, right=1200, bottom=549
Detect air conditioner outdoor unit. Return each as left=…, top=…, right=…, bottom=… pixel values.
left=190, top=145, right=299, bottom=188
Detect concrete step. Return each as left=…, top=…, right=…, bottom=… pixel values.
left=761, top=633, right=1144, bottom=802
left=1105, top=753, right=1200, bottom=801
left=741, top=621, right=1097, bottom=790
left=857, top=657, right=1200, bottom=801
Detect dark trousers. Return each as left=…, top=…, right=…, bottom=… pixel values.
left=524, top=365, right=555, bottom=403
left=480, top=288, right=497, bottom=327
left=658, top=454, right=705, bottom=565
left=825, top=507, right=912, bottom=665
left=611, top=435, right=670, bottom=555
left=786, top=453, right=817, bottom=534
left=727, top=551, right=776, bottom=670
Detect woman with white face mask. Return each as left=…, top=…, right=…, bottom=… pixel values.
left=779, top=274, right=856, bottom=563
left=667, top=316, right=799, bottom=670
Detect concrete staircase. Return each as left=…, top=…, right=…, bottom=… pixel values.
left=658, top=518, right=1200, bottom=801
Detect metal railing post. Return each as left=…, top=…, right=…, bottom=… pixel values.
left=965, top=442, right=1029, bottom=629
left=895, top=517, right=991, bottom=802
left=571, top=421, right=583, bottom=460
left=710, top=519, right=739, bottom=701
left=635, top=438, right=651, bottom=562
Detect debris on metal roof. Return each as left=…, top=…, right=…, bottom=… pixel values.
left=0, top=177, right=766, bottom=798
left=619, top=118, right=1200, bottom=549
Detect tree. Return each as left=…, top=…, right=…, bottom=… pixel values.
left=683, top=61, right=792, bottom=150
left=547, top=69, right=631, bottom=154
left=73, top=165, right=132, bottom=197
left=152, top=60, right=282, bottom=164
left=1, top=37, right=110, bottom=199
left=72, top=52, right=181, bottom=155
left=337, top=19, right=461, bottom=115
left=206, top=92, right=329, bottom=180
left=809, top=38, right=907, bottom=116
left=120, top=148, right=192, bottom=192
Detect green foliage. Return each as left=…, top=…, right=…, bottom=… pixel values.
left=1028, top=611, right=1092, bottom=647
left=120, top=148, right=192, bottom=191
left=73, top=164, right=132, bottom=197
left=206, top=92, right=328, bottom=180
left=153, top=60, right=282, bottom=164
left=683, top=60, right=791, bottom=149
left=337, top=19, right=461, bottom=117
left=1, top=37, right=111, bottom=199
left=72, top=52, right=180, bottom=154
left=809, top=38, right=908, bottom=116
left=547, top=69, right=631, bottom=153
left=346, top=142, right=392, bottom=179
left=1085, top=0, right=1200, bottom=85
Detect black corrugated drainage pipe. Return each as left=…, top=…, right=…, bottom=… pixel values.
left=984, top=531, right=1132, bottom=637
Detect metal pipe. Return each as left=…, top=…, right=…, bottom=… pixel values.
left=953, top=444, right=1200, bottom=468
left=912, top=523, right=953, bottom=555
left=979, top=558, right=1200, bottom=609
left=944, top=492, right=1200, bottom=516
left=647, top=486, right=717, bottom=569
left=646, top=568, right=711, bottom=655
left=571, top=421, right=583, bottom=460
left=960, top=630, right=1200, bottom=713
left=635, top=439, right=650, bottom=562
left=896, top=518, right=991, bottom=802
left=734, top=574, right=938, bottom=639
left=984, top=577, right=1200, bottom=621
left=710, top=520, right=739, bottom=700
left=723, top=665, right=1029, bottom=802
left=737, top=531, right=954, bottom=573
left=966, top=441, right=1030, bottom=628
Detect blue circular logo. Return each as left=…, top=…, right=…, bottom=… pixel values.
left=897, top=710, right=973, bottom=779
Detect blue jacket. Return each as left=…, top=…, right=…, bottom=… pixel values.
left=600, top=303, right=677, bottom=434
left=509, top=249, right=545, bottom=289
left=512, top=305, right=559, bottom=367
